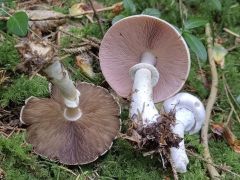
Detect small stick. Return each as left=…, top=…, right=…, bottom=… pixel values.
left=201, top=23, right=220, bottom=179
left=0, top=2, right=123, bottom=21
left=223, top=28, right=240, bottom=38
left=223, top=74, right=240, bottom=110
left=168, top=155, right=179, bottom=180
left=87, top=0, right=104, bottom=36
left=186, top=149, right=240, bottom=178
left=223, top=76, right=240, bottom=123
left=196, top=56, right=205, bottom=84
left=227, top=45, right=240, bottom=52
left=226, top=107, right=234, bottom=125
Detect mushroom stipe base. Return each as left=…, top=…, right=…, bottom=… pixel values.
left=20, top=82, right=121, bottom=165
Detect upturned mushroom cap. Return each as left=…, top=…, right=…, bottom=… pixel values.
left=99, top=15, right=190, bottom=102
left=20, top=82, right=120, bottom=165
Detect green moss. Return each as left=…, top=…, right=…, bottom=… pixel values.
left=0, top=134, right=75, bottom=180
left=60, top=23, right=105, bottom=49
left=98, top=139, right=164, bottom=179
left=210, top=140, right=240, bottom=179
left=0, top=35, right=20, bottom=70
left=0, top=75, right=48, bottom=107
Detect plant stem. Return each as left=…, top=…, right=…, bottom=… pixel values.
left=0, top=2, right=123, bottom=21
left=186, top=149, right=240, bottom=178
left=87, top=0, right=104, bottom=36
left=201, top=23, right=220, bottom=179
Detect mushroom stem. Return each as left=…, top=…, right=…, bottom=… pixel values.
left=129, top=52, right=160, bottom=126
left=43, top=60, right=82, bottom=121
left=163, top=92, right=206, bottom=173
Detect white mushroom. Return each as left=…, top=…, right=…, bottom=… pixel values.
left=163, top=92, right=206, bottom=173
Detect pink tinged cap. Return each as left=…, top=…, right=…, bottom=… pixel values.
left=99, top=15, right=190, bottom=102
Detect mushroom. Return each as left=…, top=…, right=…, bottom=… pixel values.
left=19, top=41, right=121, bottom=165
left=163, top=92, right=206, bottom=173
left=99, top=15, right=190, bottom=126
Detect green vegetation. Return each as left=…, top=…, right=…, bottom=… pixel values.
left=0, top=0, right=240, bottom=179
left=0, top=35, right=20, bottom=70
left=0, top=75, right=48, bottom=107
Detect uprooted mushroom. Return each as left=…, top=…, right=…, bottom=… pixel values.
left=99, top=15, right=205, bottom=172
left=163, top=92, right=205, bottom=172
left=17, top=39, right=121, bottom=165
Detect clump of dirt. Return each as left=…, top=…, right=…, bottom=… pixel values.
left=122, top=110, right=182, bottom=167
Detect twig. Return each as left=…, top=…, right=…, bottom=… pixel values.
left=196, top=56, right=206, bottom=84
left=227, top=45, right=240, bottom=51
left=0, top=2, right=123, bottom=21
left=226, top=107, right=234, bottom=125
left=223, top=75, right=240, bottom=123
left=178, top=0, right=185, bottom=26
left=223, top=28, right=240, bottom=38
left=58, top=27, right=100, bottom=49
left=201, top=23, right=220, bottom=179
left=87, top=0, right=104, bottom=36
left=168, top=155, right=179, bottom=180
left=186, top=149, right=240, bottom=178
left=223, top=74, right=240, bottom=110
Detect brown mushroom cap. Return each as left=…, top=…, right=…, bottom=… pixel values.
left=99, top=15, right=190, bottom=102
left=21, top=82, right=120, bottom=165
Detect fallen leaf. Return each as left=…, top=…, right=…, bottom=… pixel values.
left=212, top=43, right=228, bottom=69
left=223, top=125, right=240, bottom=153
left=120, top=130, right=142, bottom=145
left=69, top=1, right=104, bottom=22
left=69, top=3, right=91, bottom=17
left=210, top=122, right=224, bottom=136
left=27, top=10, right=66, bottom=33
left=76, top=54, right=95, bottom=78
left=211, top=122, right=240, bottom=153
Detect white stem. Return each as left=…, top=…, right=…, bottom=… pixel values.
left=163, top=92, right=206, bottom=173
left=129, top=52, right=160, bottom=126
left=170, top=108, right=195, bottom=173
left=43, top=60, right=82, bottom=121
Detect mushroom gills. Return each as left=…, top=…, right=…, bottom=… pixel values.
left=129, top=52, right=160, bottom=126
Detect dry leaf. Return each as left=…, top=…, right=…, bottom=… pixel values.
left=210, top=122, right=224, bottom=136
left=69, top=1, right=104, bottom=22
left=76, top=54, right=95, bottom=78
left=27, top=10, right=66, bottom=33
left=212, top=43, right=228, bottom=69
left=16, top=39, right=56, bottom=75
left=120, top=130, right=142, bottom=145
left=112, top=2, right=124, bottom=15
left=69, top=3, right=91, bottom=16
left=223, top=126, right=240, bottom=153
left=211, top=122, right=240, bottom=153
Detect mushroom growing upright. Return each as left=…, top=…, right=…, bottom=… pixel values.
left=18, top=40, right=121, bottom=165
left=99, top=15, right=190, bottom=126
left=163, top=92, right=206, bottom=173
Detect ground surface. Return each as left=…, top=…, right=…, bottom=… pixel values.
left=0, top=0, right=240, bottom=179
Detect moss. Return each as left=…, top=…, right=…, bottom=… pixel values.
left=60, top=23, right=106, bottom=49
left=0, top=134, right=75, bottom=180
left=98, top=139, right=164, bottom=179
left=0, top=35, right=20, bottom=70
left=0, top=75, right=48, bottom=107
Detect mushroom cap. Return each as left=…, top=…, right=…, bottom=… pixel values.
left=163, top=92, right=205, bottom=134
left=20, top=82, right=121, bottom=165
left=99, top=15, right=190, bottom=102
